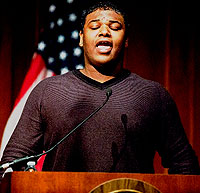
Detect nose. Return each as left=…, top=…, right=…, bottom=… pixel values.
left=98, top=24, right=111, bottom=37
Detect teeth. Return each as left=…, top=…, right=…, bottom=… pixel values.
left=97, top=45, right=110, bottom=48
left=98, top=45, right=109, bottom=48
left=96, top=45, right=112, bottom=53
left=97, top=41, right=112, bottom=47
left=96, top=41, right=112, bottom=53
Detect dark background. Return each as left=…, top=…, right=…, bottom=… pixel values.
left=0, top=0, right=199, bottom=173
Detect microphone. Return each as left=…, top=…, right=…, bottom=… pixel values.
left=0, top=88, right=112, bottom=171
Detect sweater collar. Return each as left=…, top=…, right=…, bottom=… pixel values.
left=72, top=69, right=131, bottom=90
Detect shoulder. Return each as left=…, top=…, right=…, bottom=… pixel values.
left=26, top=71, right=75, bottom=102
left=39, top=71, right=74, bottom=84
left=125, top=72, right=175, bottom=103
left=33, top=71, right=75, bottom=90
left=126, top=72, right=166, bottom=92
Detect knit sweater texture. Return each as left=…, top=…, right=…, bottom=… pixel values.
left=1, top=69, right=199, bottom=174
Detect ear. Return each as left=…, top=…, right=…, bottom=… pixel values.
left=125, top=38, right=129, bottom=48
left=79, top=30, right=83, bottom=47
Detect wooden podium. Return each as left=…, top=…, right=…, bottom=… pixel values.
left=0, top=171, right=200, bottom=193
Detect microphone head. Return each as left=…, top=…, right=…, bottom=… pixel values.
left=106, top=88, right=112, bottom=98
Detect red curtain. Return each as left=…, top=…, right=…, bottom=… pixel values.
left=125, top=1, right=200, bottom=172
left=0, top=1, right=199, bottom=173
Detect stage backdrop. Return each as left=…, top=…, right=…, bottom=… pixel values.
left=0, top=0, right=199, bottom=173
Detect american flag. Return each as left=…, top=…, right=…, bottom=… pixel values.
left=0, top=0, right=90, bottom=167
left=37, top=0, right=86, bottom=74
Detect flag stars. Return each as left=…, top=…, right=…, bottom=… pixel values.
left=57, top=18, right=64, bottom=26
left=73, top=47, right=82, bottom=57
left=59, top=51, right=68, bottom=60
left=69, top=13, right=77, bottom=22
left=48, top=57, right=55, bottom=64
left=49, top=4, right=56, bottom=13
left=38, top=3, right=84, bottom=73
left=61, top=66, right=69, bottom=74
left=67, top=0, right=74, bottom=4
left=71, top=30, right=79, bottom=39
left=50, top=22, right=55, bottom=29
left=57, top=35, right=65, bottom=43
left=76, top=64, right=84, bottom=70
left=38, top=41, right=46, bottom=51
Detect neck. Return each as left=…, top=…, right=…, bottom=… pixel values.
left=80, top=63, right=123, bottom=83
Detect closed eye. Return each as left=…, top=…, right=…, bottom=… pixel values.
left=109, top=22, right=122, bottom=31
left=88, top=20, right=123, bottom=31
left=90, top=24, right=100, bottom=30
left=88, top=21, right=101, bottom=30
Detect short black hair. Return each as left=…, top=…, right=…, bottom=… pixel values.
left=80, top=1, right=129, bottom=35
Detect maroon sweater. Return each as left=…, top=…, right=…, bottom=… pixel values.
left=1, top=69, right=199, bottom=174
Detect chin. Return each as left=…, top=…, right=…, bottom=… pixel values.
left=94, top=55, right=115, bottom=65
left=92, top=59, right=121, bottom=75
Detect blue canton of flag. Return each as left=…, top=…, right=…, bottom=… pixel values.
left=37, top=0, right=89, bottom=75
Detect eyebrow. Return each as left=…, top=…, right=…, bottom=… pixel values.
left=88, top=19, right=100, bottom=24
left=88, top=19, right=122, bottom=25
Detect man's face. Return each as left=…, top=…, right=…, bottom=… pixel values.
left=79, top=9, right=128, bottom=68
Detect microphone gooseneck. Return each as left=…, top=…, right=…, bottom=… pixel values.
left=0, top=88, right=112, bottom=171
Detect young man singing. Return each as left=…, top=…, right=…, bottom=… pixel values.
left=0, top=1, right=199, bottom=178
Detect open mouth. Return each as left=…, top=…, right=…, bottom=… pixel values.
left=96, top=41, right=112, bottom=54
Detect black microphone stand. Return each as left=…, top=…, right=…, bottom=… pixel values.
left=0, top=88, right=112, bottom=171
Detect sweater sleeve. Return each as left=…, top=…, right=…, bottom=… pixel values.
left=156, top=85, right=200, bottom=174
left=0, top=79, right=48, bottom=172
